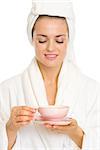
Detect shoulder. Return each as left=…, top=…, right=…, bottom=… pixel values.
left=80, top=71, right=100, bottom=92
left=69, top=62, right=100, bottom=95
left=0, top=74, right=21, bottom=89
left=74, top=62, right=100, bottom=87
left=71, top=63, right=100, bottom=112
left=0, top=64, right=29, bottom=89
left=76, top=67, right=100, bottom=105
left=0, top=72, right=25, bottom=97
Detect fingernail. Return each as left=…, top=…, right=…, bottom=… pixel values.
left=53, top=125, right=56, bottom=128
left=33, top=109, right=36, bottom=113
left=45, top=125, right=50, bottom=128
left=45, top=125, right=49, bottom=128
left=32, top=116, right=36, bottom=120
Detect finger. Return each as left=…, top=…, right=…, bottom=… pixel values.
left=49, top=124, right=71, bottom=131
left=13, top=106, right=36, bottom=113
left=17, top=121, right=31, bottom=126
left=16, top=115, right=33, bottom=122
left=11, top=106, right=35, bottom=118
left=19, top=106, right=36, bottom=113
left=44, top=124, right=53, bottom=128
left=13, top=106, right=37, bottom=118
left=16, top=109, right=34, bottom=117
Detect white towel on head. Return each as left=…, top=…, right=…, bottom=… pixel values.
left=27, top=0, right=76, bottom=63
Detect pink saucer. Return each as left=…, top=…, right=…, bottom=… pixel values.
left=34, top=116, right=71, bottom=125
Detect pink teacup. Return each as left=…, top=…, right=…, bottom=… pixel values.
left=38, top=105, right=69, bottom=121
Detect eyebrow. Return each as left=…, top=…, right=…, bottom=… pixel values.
left=36, top=34, right=67, bottom=37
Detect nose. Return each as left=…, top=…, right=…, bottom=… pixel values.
left=47, top=40, right=55, bottom=52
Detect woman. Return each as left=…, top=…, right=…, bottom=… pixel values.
left=0, top=0, right=100, bottom=150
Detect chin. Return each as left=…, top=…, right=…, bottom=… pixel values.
left=41, top=60, right=63, bottom=68
left=36, top=57, right=63, bottom=68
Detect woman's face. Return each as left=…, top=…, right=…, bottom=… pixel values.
left=33, top=16, right=69, bottom=68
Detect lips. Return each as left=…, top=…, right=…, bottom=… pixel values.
left=44, top=54, right=58, bottom=60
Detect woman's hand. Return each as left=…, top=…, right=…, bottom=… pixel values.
left=6, top=106, right=37, bottom=150
left=44, top=118, right=84, bottom=148
left=7, top=106, right=36, bottom=132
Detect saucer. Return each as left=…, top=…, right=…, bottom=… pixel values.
left=33, top=116, right=71, bottom=125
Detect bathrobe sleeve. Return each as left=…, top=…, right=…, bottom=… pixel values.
left=82, top=85, right=100, bottom=149
left=0, top=122, right=20, bottom=150
left=0, top=83, right=21, bottom=150
left=63, top=80, right=100, bottom=150
left=0, top=121, right=8, bottom=149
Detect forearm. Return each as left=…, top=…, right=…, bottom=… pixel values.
left=6, top=124, right=17, bottom=150
left=67, top=126, right=84, bottom=148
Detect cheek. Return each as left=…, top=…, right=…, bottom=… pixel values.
left=35, top=46, right=45, bottom=57
left=58, top=44, right=67, bottom=55
left=63, top=42, right=68, bottom=54
left=35, top=43, right=47, bottom=52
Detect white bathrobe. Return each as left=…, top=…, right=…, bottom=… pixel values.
left=0, top=57, right=100, bottom=150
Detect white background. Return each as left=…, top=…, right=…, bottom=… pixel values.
left=0, top=0, right=100, bottom=83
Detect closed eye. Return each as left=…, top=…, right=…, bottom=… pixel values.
left=38, top=41, right=64, bottom=44
left=56, top=41, right=64, bottom=44
left=38, top=41, right=47, bottom=43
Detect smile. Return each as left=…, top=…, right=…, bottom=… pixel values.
left=44, top=54, right=58, bottom=60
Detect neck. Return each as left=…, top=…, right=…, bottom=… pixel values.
left=37, top=60, right=62, bottom=84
